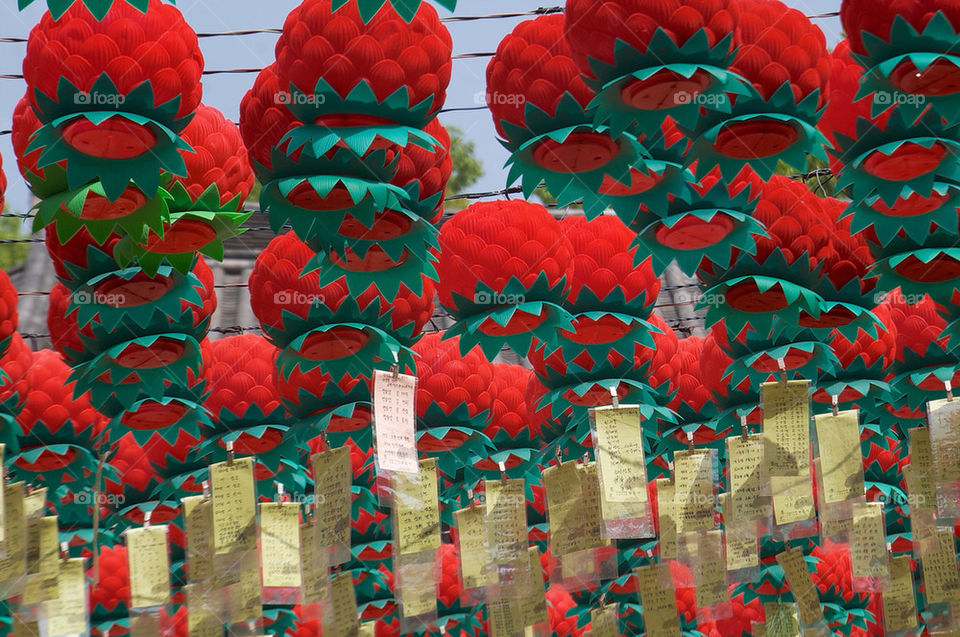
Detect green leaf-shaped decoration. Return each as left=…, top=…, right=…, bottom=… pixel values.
left=282, top=78, right=439, bottom=131
left=18, top=0, right=166, bottom=22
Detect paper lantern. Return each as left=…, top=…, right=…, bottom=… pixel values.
left=274, top=0, right=451, bottom=134
left=202, top=334, right=286, bottom=432
left=248, top=232, right=419, bottom=380
left=660, top=336, right=728, bottom=451
left=811, top=540, right=883, bottom=635
left=10, top=349, right=105, bottom=490
left=88, top=544, right=129, bottom=626
left=0, top=270, right=18, bottom=362
left=391, top=118, right=451, bottom=223
left=238, top=63, right=301, bottom=183
left=631, top=169, right=765, bottom=277
left=48, top=282, right=86, bottom=363
left=23, top=0, right=203, bottom=200
left=412, top=332, right=495, bottom=476
left=485, top=15, right=650, bottom=218
left=882, top=291, right=959, bottom=414
left=103, top=433, right=161, bottom=506
left=688, top=0, right=831, bottom=180
left=114, top=105, right=254, bottom=275
left=12, top=93, right=68, bottom=199
left=477, top=364, right=542, bottom=475
left=697, top=174, right=831, bottom=339
left=813, top=302, right=896, bottom=420
left=842, top=0, right=960, bottom=126
left=0, top=333, right=37, bottom=412
left=563, top=0, right=749, bottom=134
left=437, top=199, right=574, bottom=359
left=699, top=330, right=761, bottom=427
left=45, top=226, right=121, bottom=289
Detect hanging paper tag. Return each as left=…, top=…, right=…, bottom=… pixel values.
left=129, top=610, right=163, bottom=637
left=126, top=525, right=170, bottom=608
left=576, top=462, right=605, bottom=551
left=776, top=547, right=824, bottom=626
left=518, top=546, right=547, bottom=629
left=328, top=571, right=360, bottom=637
left=489, top=597, right=523, bottom=637
left=11, top=616, right=38, bottom=637
left=312, top=446, right=352, bottom=565
left=260, top=502, right=301, bottom=589
left=907, top=428, right=938, bottom=511
left=44, top=557, right=88, bottom=636
left=850, top=502, right=889, bottom=586
left=814, top=410, right=865, bottom=503
left=761, top=380, right=811, bottom=476
left=484, top=477, right=529, bottom=594
left=926, top=398, right=960, bottom=519
left=396, top=555, right=438, bottom=622
left=393, top=458, right=441, bottom=556
left=922, top=528, right=960, bottom=604
left=0, top=482, right=25, bottom=593
left=589, top=604, right=619, bottom=637
left=770, top=475, right=815, bottom=526
left=543, top=461, right=583, bottom=557
left=373, top=369, right=418, bottom=474
left=680, top=530, right=727, bottom=609
left=882, top=555, right=918, bottom=633
left=300, top=522, right=328, bottom=605
left=186, top=582, right=221, bottom=637
left=726, top=433, right=771, bottom=521
left=656, top=478, right=677, bottom=560
left=454, top=505, right=487, bottom=592
left=23, top=487, right=47, bottom=519
left=719, top=493, right=758, bottom=572
left=636, top=563, right=682, bottom=637
left=764, top=601, right=800, bottom=637
left=22, top=516, right=59, bottom=604
left=226, top=550, right=262, bottom=623
left=591, top=405, right=648, bottom=503
left=673, top=449, right=716, bottom=534
left=182, top=495, right=213, bottom=583
left=210, top=457, right=257, bottom=555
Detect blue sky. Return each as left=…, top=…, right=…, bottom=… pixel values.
left=0, top=0, right=842, bottom=214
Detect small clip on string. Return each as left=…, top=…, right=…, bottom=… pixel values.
left=276, top=482, right=285, bottom=504
left=226, top=439, right=235, bottom=466
left=947, top=380, right=954, bottom=402
left=498, top=460, right=508, bottom=484
left=777, top=358, right=788, bottom=385
left=740, top=413, right=749, bottom=440
left=831, top=394, right=839, bottom=417
left=609, top=385, right=619, bottom=409
left=686, top=431, right=695, bottom=452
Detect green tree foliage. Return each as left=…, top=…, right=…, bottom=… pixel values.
left=444, top=125, right=484, bottom=211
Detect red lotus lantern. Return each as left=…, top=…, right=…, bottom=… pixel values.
left=114, top=104, right=255, bottom=275
left=23, top=0, right=204, bottom=200
left=437, top=199, right=574, bottom=359
left=688, top=0, right=831, bottom=180
left=563, top=0, right=747, bottom=134
left=485, top=15, right=653, bottom=218
left=391, top=118, right=451, bottom=224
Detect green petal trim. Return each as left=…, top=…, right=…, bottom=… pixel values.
left=267, top=143, right=399, bottom=184
left=281, top=122, right=439, bottom=161
left=10, top=444, right=102, bottom=491
left=869, top=246, right=960, bottom=305
left=18, top=0, right=160, bottom=20
left=724, top=341, right=839, bottom=389
left=566, top=280, right=659, bottom=318
left=312, top=247, right=438, bottom=301
left=544, top=378, right=674, bottom=443
left=275, top=322, right=415, bottom=381
left=473, top=447, right=540, bottom=480
left=444, top=271, right=569, bottom=318
left=416, top=427, right=493, bottom=478
left=279, top=373, right=371, bottom=420
left=70, top=333, right=202, bottom=411
left=328, top=0, right=456, bottom=23
left=71, top=265, right=204, bottom=340
left=531, top=312, right=657, bottom=385
left=853, top=12, right=960, bottom=125
left=419, top=401, right=490, bottom=432
left=32, top=181, right=171, bottom=245
left=262, top=174, right=404, bottom=240
left=845, top=182, right=960, bottom=247
left=18, top=414, right=98, bottom=448
left=687, top=83, right=828, bottom=181
left=287, top=401, right=373, bottom=451
left=57, top=242, right=126, bottom=292
left=104, top=396, right=205, bottom=449
left=700, top=275, right=824, bottom=337
left=31, top=74, right=190, bottom=133
left=262, top=294, right=393, bottom=350
left=28, top=111, right=189, bottom=202
left=446, top=300, right=574, bottom=360
left=585, top=29, right=751, bottom=134
left=832, top=106, right=960, bottom=206
left=634, top=208, right=765, bottom=277
left=198, top=425, right=297, bottom=474
left=282, top=78, right=439, bottom=131
left=113, top=209, right=251, bottom=277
